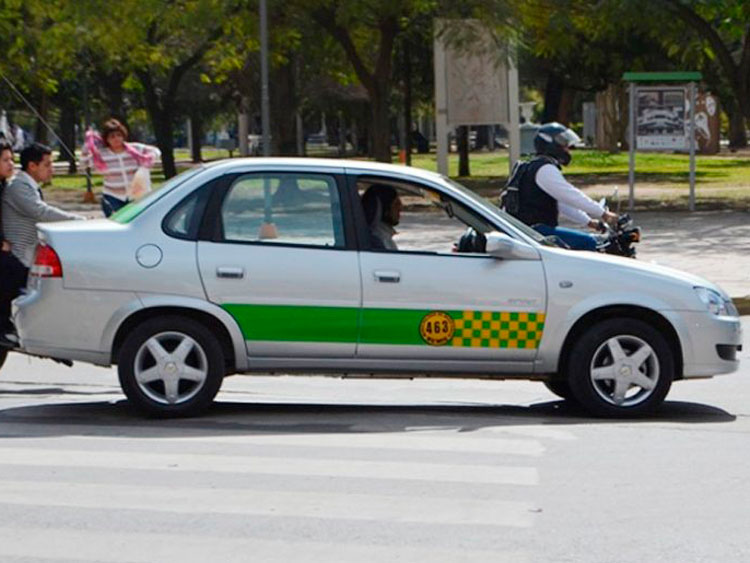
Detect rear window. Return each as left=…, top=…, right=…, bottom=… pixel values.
left=110, top=166, right=205, bottom=224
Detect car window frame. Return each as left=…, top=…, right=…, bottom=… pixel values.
left=161, top=177, right=217, bottom=241
left=347, top=173, right=503, bottom=258
left=198, top=171, right=357, bottom=251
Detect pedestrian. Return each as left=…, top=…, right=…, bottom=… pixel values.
left=0, top=140, right=24, bottom=344
left=81, top=118, right=161, bottom=217
left=0, top=142, right=84, bottom=345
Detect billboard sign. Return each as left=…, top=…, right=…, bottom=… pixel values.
left=439, top=19, right=509, bottom=127
left=635, top=87, right=687, bottom=150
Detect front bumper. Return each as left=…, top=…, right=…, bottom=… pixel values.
left=663, top=310, right=742, bottom=378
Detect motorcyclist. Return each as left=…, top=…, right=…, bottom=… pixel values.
left=510, top=122, right=617, bottom=250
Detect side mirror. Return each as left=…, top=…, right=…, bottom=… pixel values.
left=485, top=232, right=540, bottom=260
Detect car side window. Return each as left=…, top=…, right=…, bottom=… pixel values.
left=220, top=173, right=345, bottom=248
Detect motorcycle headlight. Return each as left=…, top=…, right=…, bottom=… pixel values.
left=694, top=287, right=738, bottom=317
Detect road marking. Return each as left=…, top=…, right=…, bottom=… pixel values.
left=0, top=527, right=530, bottom=563
left=0, top=447, right=538, bottom=485
left=0, top=480, right=536, bottom=527
left=0, top=425, right=545, bottom=456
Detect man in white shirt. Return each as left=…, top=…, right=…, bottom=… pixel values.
left=509, top=122, right=617, bottom=250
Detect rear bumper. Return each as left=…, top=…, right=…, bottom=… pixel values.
left=13, top=279, right=139, bottom=365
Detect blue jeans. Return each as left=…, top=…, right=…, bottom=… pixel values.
left=101, top=194, right=129, bottom=218
left=533, top=224, right=598, bottom=251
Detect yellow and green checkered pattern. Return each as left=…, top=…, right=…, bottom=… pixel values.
left=451, top=311, right=545, bottom=349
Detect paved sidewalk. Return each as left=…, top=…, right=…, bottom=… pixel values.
left=58, top=197, right=750, bottom=300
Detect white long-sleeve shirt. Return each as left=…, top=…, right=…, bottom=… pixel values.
left=535, top=164, right=605, bottom=226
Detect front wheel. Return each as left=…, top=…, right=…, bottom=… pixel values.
left=566, top=318, right=674, bottom=417
left=118, top=316, right=225, bottom=417
left=542, top=379, right=574, bottom=401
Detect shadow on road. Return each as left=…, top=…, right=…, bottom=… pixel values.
left=0, top=397, right=736, bottom=439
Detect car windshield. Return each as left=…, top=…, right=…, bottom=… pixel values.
left=110, top=165, right=206, bottom=224
left=442, top=177, right=551, bottom=245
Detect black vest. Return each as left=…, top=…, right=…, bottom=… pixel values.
left=516, top=156, right=561, bottom=228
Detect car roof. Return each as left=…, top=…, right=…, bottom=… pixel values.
left=201, top=157, right=447, bottom=184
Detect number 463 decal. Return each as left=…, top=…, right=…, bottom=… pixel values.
left=419, top=311, right=455, bottom=346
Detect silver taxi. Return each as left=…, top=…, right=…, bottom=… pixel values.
left=13, top=159, right=742, bottom=417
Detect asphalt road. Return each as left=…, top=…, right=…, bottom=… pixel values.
left=0, top=318, right=748, bottom=562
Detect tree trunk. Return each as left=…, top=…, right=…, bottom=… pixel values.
left=34, top=93, right=49, bottom=145
left=370, top=88, right=392, bottom=162
left=270, top=61, right=299, bottom=155
left=58, top=100, right=78, bottom=173
left=139, top=71, right=177, bottom=178
left=595, top=83, right=628, bottom=153
left=190, top=112, right=203, bottom=162
left=154, top=114, right=176, bottom=178
left=403, top=41, right=412, bottom=165
left=726, top=100, right=747, bottom=149
left=542, top=73, right=564, bottom=123
left=458, top=125, right=470, bottom=176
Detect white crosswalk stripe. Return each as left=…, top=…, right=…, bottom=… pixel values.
left=0, top=410, right=552, bottom=561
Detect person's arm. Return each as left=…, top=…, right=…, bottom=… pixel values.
left=558, top=202, right=591, bottom=226
left=535, top=164, right=607, bottom=219
left=7, top=181, right=84, bottom=222
left=130, top=142, right=161, bottom=167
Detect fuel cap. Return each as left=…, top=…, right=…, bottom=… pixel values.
left=136, top=244, right=163, bottom=268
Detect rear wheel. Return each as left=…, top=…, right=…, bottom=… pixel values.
left=118, top=316, right=225, bottom=417
left=566, top=318, right=674, bottom=417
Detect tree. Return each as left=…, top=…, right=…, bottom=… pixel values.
left=74, top=0, right=240, bottom=177
left=659, top=0, right=750, bottom=147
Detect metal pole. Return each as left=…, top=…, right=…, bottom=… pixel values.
left=688, top=82, right=696, bottom=211
left=260, top=0, right=271, bottom=158
left=628, top=83, right=636, bottom=211
left=433, top=22, right=448, bottom=176
left=507, top=49, right=521, bottom=172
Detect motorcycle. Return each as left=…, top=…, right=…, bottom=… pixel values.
left=591, top=190, right=641, bottom=258
left=456, top=189, right=641, bottom=257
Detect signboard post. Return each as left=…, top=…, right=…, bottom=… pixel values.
left=623, top=72, right=702, bottom=211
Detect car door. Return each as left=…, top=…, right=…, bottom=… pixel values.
left=197, top=168, right=361, bottom=358
left=353, top=175, right=547, bottom=364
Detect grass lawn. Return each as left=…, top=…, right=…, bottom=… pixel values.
left=409, top=150, right=750, bottom=210
left=45, top=147, right=750, bottom=211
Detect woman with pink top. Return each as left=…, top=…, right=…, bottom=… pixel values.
left=81, top=118, right=161, bottom=217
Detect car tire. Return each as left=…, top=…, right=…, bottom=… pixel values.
left=543, top=379, right=574, bottom=401
left=0, top=348, right=7, bottom=372
left=118, top=316, right=225, bottom=417
left=566, top=318, right=674, bottom=417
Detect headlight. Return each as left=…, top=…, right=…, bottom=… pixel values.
left=694, top=287, right=738, bottom=317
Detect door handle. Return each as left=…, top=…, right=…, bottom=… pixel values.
left=216, top=266, right=245, bottom=279
left=374, top=270, right=400, bottom=283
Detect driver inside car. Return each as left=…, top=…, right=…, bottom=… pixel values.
left=361, top=184, right=402, bottom=250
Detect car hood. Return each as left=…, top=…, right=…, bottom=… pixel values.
left=539, top=246, right=729, bottom=309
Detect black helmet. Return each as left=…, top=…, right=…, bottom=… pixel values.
left=533, top=122, right=581, bottom=166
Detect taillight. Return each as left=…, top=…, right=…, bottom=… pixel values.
left=31, top=243, right=63, bottom=278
